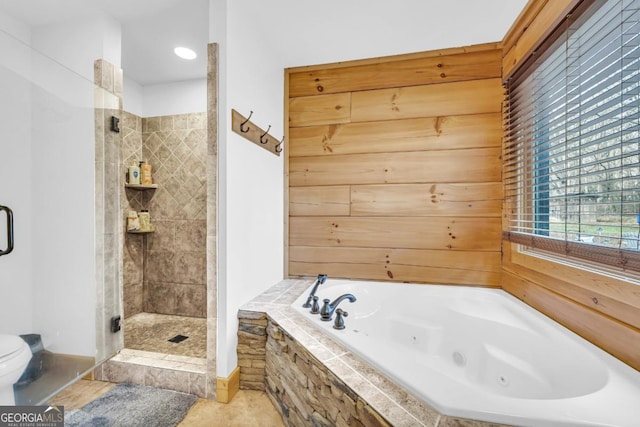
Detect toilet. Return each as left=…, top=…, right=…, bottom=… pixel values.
left=0, top=334, right=32, bottom=405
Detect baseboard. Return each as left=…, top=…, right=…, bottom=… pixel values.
left=216, top=366, right=240, bottom=403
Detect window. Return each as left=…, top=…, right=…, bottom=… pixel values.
left=504, top=0, right=640, bottom=271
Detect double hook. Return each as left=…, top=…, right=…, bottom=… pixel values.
left=260, top=125, right=271, bottom=144
left=240, top=110, right=253, bottom=133
left=275, top=137, right=284, bottom=153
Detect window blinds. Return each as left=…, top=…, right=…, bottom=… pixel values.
left=504, top=0, right=640, bottom=271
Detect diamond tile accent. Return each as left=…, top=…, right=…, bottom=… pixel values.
left=121, top=112, right=207, bottom=319
left=144, top=113, right=207, bottom=316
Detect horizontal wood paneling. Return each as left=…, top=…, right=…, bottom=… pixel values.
left=351, top=78, right=503, bottom=123
left=503, top=269, right=640, bottom=371
left=350, top=183, right=502, bottom=217
left=505, top=265, right=640, bottom=332
left=289, top=113, right=502, bottom=157
left=290, top=246, right=501, bottom=285
left=287, top=43, right=502, bottom=74
left=289, top=186, right=350, bottom=216
left=289, top=93, right=351, bottom=127
left=289, top=148, right=502, bottom=187
left=506, top=251, right=640, bottom=330
left=290, top=217, right=501, bottom=251
left=287, top=45, right=503, bottom=287
left=289, top=49, right=502, bottom=97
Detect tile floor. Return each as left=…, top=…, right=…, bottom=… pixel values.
left=49, top=379, right=284, bottom=427
left=124, top=312, right=206, bottom=358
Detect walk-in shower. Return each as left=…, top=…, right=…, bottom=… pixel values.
left=119, top=110, right=208, bottom=360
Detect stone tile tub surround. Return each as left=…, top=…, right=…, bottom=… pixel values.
left=238, top=279, right=511, bottom=427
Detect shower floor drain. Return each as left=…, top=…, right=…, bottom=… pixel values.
left=168, top=334, right=189, bottom=343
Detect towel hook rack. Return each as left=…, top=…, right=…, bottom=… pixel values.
left=231, top=109, right=282, bottom=156
left=260, top=125, right=271, bottom=144
left=240, top=110, right=253, bottom=133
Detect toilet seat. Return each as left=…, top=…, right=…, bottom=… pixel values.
left=0, top=335, right=29, bottom=363
left=0, top=334, right=32, bottom=405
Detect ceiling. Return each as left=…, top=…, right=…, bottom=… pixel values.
left=0, top=0, right=209, bottom=86
left=1, top=0, right=528, bottom=87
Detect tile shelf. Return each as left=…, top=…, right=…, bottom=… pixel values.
left=127, top=225, right=155, bottom=234
left=124, top=181, right=156, bottom=233
left=125, top=183, right=158, bottom=190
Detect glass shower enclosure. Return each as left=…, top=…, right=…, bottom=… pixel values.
left=0, top=28, right=122, bottom=404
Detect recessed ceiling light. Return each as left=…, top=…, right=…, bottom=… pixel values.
left=174, top=47, right=197, bottom=60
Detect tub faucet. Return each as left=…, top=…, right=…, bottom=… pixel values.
left=320, top=294, right=356, bottom=321
left=302, top=274, right=328, bottom=309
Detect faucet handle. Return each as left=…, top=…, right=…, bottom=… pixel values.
left=310, top=296, right=320, bottom=314
left=333, top=308, right=348, bottom=330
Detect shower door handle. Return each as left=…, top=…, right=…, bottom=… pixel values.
left=0, top=205, right=14, bottom=256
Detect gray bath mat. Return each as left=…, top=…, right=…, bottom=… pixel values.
left=65, top=383, right=197, bottom=427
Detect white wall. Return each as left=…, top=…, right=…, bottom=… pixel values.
left=0, top=13, right=122, bottom=356
left=0, top=12, right=33, bottom=335
left=123, top=75, right=143, bottom=116
left=29, top=78, right=96, bottom=355
left=250, top=0, right=527, bottom=68
left=211, top=0, right=528, bottom=377
left=212, top=0, right=286, bottom=378
left=142, top=79, right=207, bottom=117
left=0, top=9, right=30, bottom=44
left=31, top=13, right=120, bottom=82
left=123, top=77, right=206, bottom=117
left=29, top=20, right=98, bottom=355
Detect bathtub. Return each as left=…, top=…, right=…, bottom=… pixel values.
left=292, top=280, right=640, bottom=427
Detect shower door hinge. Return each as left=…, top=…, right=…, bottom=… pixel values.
left=110, top=116, right=120, bottom=133
left=110, top=315, right=122, bottom=333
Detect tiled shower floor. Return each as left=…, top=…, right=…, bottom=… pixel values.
left=124, top=312, right=206, bottom=358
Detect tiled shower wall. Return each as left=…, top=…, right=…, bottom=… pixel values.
left=121, top=112, right=208, bottom=319
left=121, top=112, right=144, bottom=318
left=94, top=59, right=124, bottom=360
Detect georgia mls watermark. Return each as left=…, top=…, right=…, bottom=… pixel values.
left=0, top=406, right=64, bottom=427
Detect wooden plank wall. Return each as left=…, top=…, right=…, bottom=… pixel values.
left=286, top=44, right=504, bottom=286
left=501, top=0, right=640, bottom=370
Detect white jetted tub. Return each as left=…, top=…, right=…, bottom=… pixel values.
left=292, top=280, right=640, bottom=426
